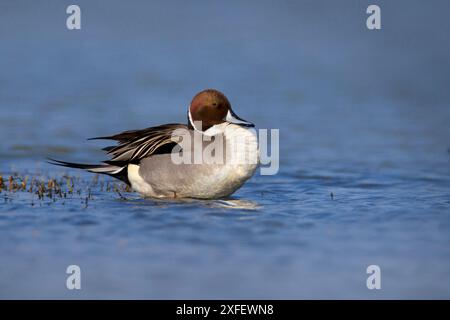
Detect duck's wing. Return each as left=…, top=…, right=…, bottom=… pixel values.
left=90, top=123, right=188, bottom=165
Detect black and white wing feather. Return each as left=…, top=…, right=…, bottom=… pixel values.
left=48, top=123, right=188, bottom=185
left=91, top=123, right=187, bottom=165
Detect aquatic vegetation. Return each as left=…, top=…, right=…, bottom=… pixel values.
left=0, top=172, right=131, bottom=208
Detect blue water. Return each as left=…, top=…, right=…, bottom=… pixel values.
left=1, top=0, right=450, bottom=298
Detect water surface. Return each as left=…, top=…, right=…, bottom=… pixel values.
left=1, top=0, right=450, bottom=298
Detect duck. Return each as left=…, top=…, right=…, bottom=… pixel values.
left=49, top=89, right=259, bottom=199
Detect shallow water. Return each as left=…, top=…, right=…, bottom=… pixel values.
left=1, top=0, right=450, bottom=298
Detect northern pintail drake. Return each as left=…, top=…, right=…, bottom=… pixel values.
left=49, top=89, right=259, bottom=199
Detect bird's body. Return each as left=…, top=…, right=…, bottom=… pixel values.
left=128, top=122, right=258, bottom=199
left=49, top=89, right=258, bottom=199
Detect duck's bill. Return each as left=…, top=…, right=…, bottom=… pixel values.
left=225, top=109, right=255, bottom=127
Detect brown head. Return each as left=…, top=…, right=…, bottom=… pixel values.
left=188, top=89, right=254, bottom=131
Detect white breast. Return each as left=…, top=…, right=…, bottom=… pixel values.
left=200, top=123, right=259, bottom=196
left=128, top=123, right=259, bottom=199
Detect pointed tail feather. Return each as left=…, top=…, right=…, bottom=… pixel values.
left=47, top=158, right=130, bottom=186
left=47, top=158, right=124, bottom=175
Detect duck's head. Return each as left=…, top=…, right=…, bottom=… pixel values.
left=188, top=89, right=254, bottom=131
